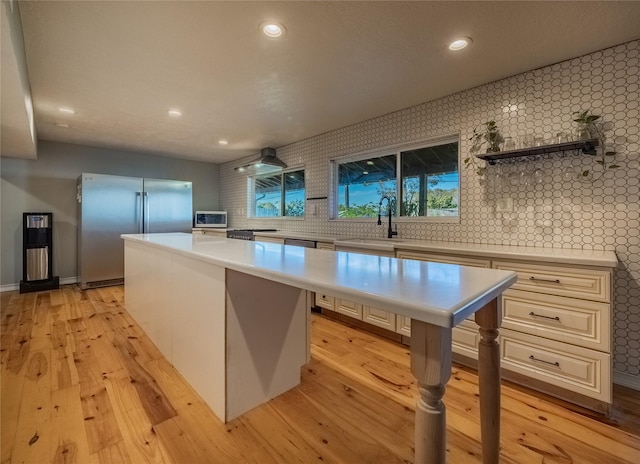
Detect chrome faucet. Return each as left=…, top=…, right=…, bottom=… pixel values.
left=378, top=195, right=398, bottom=239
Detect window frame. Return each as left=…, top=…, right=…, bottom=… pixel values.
left=249, top=167, right=306, bottom=219
left=329, top=135, right=460, bottom=223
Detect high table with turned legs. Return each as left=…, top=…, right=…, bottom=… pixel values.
left=122, top=233, right=517, bottom=464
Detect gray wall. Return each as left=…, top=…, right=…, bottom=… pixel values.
left=0, top=140, right=220, bottom=286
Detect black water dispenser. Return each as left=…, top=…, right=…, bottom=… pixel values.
left=20, top=212, right=59, bottom=293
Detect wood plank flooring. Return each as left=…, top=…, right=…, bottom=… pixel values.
left=1, top=285, right=638, bottom=463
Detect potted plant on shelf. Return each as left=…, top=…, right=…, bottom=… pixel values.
left=573, top=110, right=600, bottom=140
left=572, top=110, right=620, bottom=179
left=464, top=120, right=504, bottom=176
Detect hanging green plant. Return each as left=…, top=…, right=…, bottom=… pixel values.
left=573, top=110, right=620, bottom=180
left=464, top=121, right=504, bottom=176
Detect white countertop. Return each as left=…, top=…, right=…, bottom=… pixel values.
left=386, top=240, right=617, bottom=267
left=228, top=230, right=617, bottom=268
left=123, top=233, right=517, bottom=328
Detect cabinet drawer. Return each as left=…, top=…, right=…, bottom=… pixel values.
left=502, top=290, right=610, bottom=352
left=396, top=251, right=491, bottom=268
left=363, top=306, right=395, bottom=331
left=500, top=329, right=611, bottom=402
left=452, top=326, right=480, bottom=360
left=397, top=316, right=477, bottom=338
left=335, top=299, right=363, bottom=319
left=254, top=236, right=285, bottom=244
left=315, top=292, right=335, bottom=311
left=396, top=315, right=411, bottom=336
left=493, top=260, right=610, bottom=302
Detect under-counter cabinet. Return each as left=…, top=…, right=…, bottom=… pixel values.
left=331, top=244, right=397, bottom=330
left=395, top=251, right=492, bottom=360
left=192, top=229, right=227, bottom=237
left=315, top=244, right=615, bottom=412
left=314, top=242, right=336, bottom=311
left=254, top=234, right=285, bottom=244
left=316, top=241, right=335, bottom=251
left=494, top=259, right=612, bottom=408
left=315, top=243, right=398, bottom=333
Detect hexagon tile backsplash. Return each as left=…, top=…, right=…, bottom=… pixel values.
left=221, top=40, right=640, bottom=385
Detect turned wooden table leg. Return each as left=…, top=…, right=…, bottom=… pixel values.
left=475, top=298, right=502, bottom=464
left=410, top=320, right=452, bottom=464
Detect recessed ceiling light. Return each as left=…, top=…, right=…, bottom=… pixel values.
left=449, top=37, right=472, bottom=51
left=261, top=22, right=286, bottom=38
left=58, top=107, right=75, bottom=114
left=55, top=123, right=69, bottom=128
left=218, top=139, right=228, bottom=145
left=366, top=161, right=374, bottom=165
left=167, top=109, right=182, bottom=117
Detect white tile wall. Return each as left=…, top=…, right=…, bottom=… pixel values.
left=221, top=40, right=640, bottom=382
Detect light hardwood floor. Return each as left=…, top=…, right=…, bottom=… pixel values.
left=1, top=285, right=638, bottom=463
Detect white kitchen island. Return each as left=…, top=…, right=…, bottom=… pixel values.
left=122, top=232, right=517, bottom=464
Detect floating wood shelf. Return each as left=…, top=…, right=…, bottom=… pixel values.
left=476, top=139, right=599, bottom=165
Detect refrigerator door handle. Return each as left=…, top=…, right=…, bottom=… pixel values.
left=143, top=191, right=149, bottom=233
left=136, top=192, right=144, bottom=233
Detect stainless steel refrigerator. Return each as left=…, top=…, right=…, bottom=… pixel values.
left=78, top=172, right=193, bottom=289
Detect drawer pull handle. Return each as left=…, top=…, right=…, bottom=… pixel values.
left=529, top=276, right=561, bottom=284
left=528, top=311, right=561, bottom=322
left=529, top=355, right=560, bottom=367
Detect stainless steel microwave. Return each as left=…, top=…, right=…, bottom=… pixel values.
left=195, top=211, right=227, bottom=228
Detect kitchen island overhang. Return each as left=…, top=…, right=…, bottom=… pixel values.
left=122, top=232, right=517, bottom=464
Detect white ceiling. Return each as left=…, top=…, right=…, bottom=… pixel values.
left=4, top=1, right=640, bottom=164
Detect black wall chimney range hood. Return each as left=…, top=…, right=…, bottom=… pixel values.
left=235, top=147, right=287, bottom=173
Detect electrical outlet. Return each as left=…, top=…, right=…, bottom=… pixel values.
left=496, top=197, right=513, bottom=213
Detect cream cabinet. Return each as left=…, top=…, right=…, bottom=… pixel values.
left=335, top=299, right=363, bottom=318
left=202, top=229, right=227, bottom=238
left=254, top=235, right=285, bottom=244
left=395, top=250, right=491, bottom=360
left=315, top=291, right=335, bottom=310
left=311, top=242, right=614, bottom=408
left=494, top=259, right=612, bottom=405
left=362, top=306, right=396, bottom=330
left=315, top=243, right=396, bottom=330
left=313, top=242, right=336, bottom=310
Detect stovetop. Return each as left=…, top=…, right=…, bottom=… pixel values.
left=226, top=229, right=278, bottom=240
left=229, top=229, right=278, bottom=232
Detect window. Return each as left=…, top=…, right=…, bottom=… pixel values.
left=252, top=169, right=305, bottom=217
left=333, top=138, right=459, bottom=219
left=400, top=143, right=459, bottom=217
left=337, top=154, right=397, bottom=218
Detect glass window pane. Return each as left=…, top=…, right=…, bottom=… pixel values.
left=400, top=142, right=459, bottom=217
left=284, top=170, right=305, bottom=217
left=337, top=154, right=397, bottom=218
left=254, top=174, right=282, bottom=217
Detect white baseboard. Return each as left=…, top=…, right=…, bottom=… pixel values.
left=0, top=277, right=78, bottom=293
left=0, top=283, right=19, bottom=292
left=614, top=370, right=640, bottom=391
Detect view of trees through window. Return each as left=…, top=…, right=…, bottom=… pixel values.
left=254, top=170, right=305, bottom=217
left=337, top=154, right=397, bottom=218
left=335, top=140, right=459, bottom=218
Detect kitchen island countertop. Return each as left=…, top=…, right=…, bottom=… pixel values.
left=126, top=232, right=516, bottom=327
left=122, top=232, right=516, bottom=463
